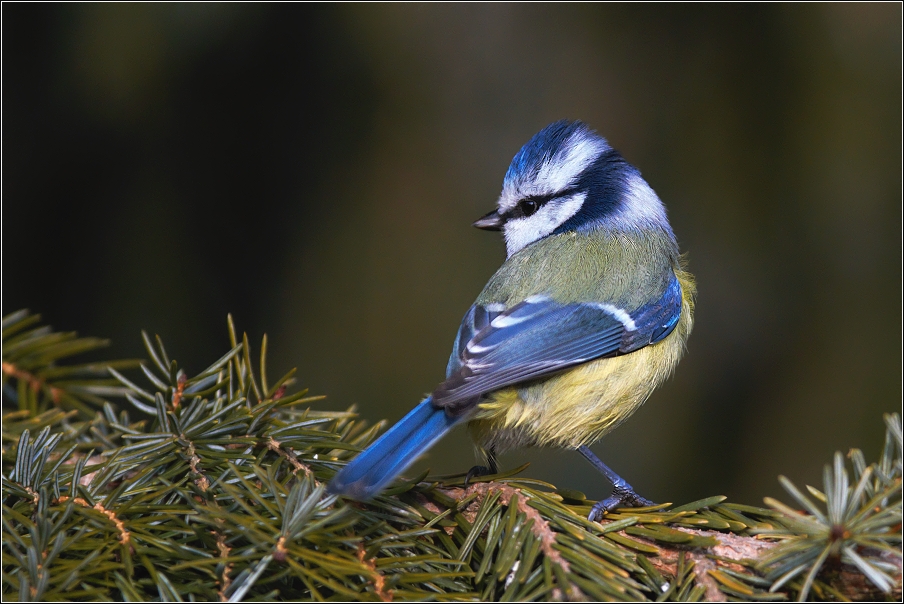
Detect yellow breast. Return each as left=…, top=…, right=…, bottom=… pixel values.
left=467, top=268, right=695, bottom=456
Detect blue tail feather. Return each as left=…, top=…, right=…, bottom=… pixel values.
left=328, top=397, right=462, bottom=500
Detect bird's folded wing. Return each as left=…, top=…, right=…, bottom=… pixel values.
left=435, top=273, right=682, bottom=412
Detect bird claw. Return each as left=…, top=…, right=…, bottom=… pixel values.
left=588, top=487, right=657, bottom=522
left=464, top=465, right=494, bottom=487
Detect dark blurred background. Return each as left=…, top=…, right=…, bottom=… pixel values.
left=3, top=4, right=901, bottom=505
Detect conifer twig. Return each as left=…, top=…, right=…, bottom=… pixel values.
left=2, top=310, right=899, bottom=602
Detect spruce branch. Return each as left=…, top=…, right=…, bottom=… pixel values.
left=754, top=414, right=902, bottom=601
left=2, top=310, right=140, bottom=418
left=2, top=310, right=901, bottom=601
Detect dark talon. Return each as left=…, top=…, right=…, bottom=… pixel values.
left=577, top=445, right=656, bottom=522
left=464, top=465, right=493, bottom=487
left=588, top=486, right=657, bottom=522
left=464, top=448, right=498, bottom=487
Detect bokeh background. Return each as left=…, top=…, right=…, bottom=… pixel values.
left=4, top=4, right=901, bottom=506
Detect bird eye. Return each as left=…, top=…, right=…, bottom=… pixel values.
left=518, top=199, right=539, bottom=217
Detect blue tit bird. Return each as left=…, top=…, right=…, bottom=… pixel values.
left=328, top=120, right=695, bottom=520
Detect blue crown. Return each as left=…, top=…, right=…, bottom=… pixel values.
left=503, top=120, right=605, bottom=188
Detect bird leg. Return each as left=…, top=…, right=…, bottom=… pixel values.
left=464, top=447, right=499, bottom=487
left=578, top=446, right=656, bottom=522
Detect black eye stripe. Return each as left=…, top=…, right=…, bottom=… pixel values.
left=505, top=187, right=580, bottom=220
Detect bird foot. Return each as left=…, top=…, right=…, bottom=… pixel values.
left=464, top=465, right=495, bottom=487
left=588, top=486, right=656, bottom=522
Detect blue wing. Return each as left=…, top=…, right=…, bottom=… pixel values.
left=435, top=273, right=683, bottom=414
left=329, top=272, right=682, bottom=500
left=446, top=302, right=506, bottom=377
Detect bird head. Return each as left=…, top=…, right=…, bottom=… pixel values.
left=474, top=120, right=675, bottom=258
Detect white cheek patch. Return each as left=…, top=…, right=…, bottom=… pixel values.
left=504, top=192, right=587, bottom=257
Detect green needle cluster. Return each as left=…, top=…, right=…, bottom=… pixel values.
left=2, top=310, right=900, bottom=601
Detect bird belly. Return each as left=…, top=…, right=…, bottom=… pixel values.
left=467, top=271, right=694, bottom=454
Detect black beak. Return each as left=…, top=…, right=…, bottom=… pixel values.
left=473, top=209, right=504, bottom=231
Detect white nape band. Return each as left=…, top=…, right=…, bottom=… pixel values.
left=611, top=174, right=671, bottom=232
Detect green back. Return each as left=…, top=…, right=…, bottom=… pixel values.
left=476, top=228, right=678, bottom=310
